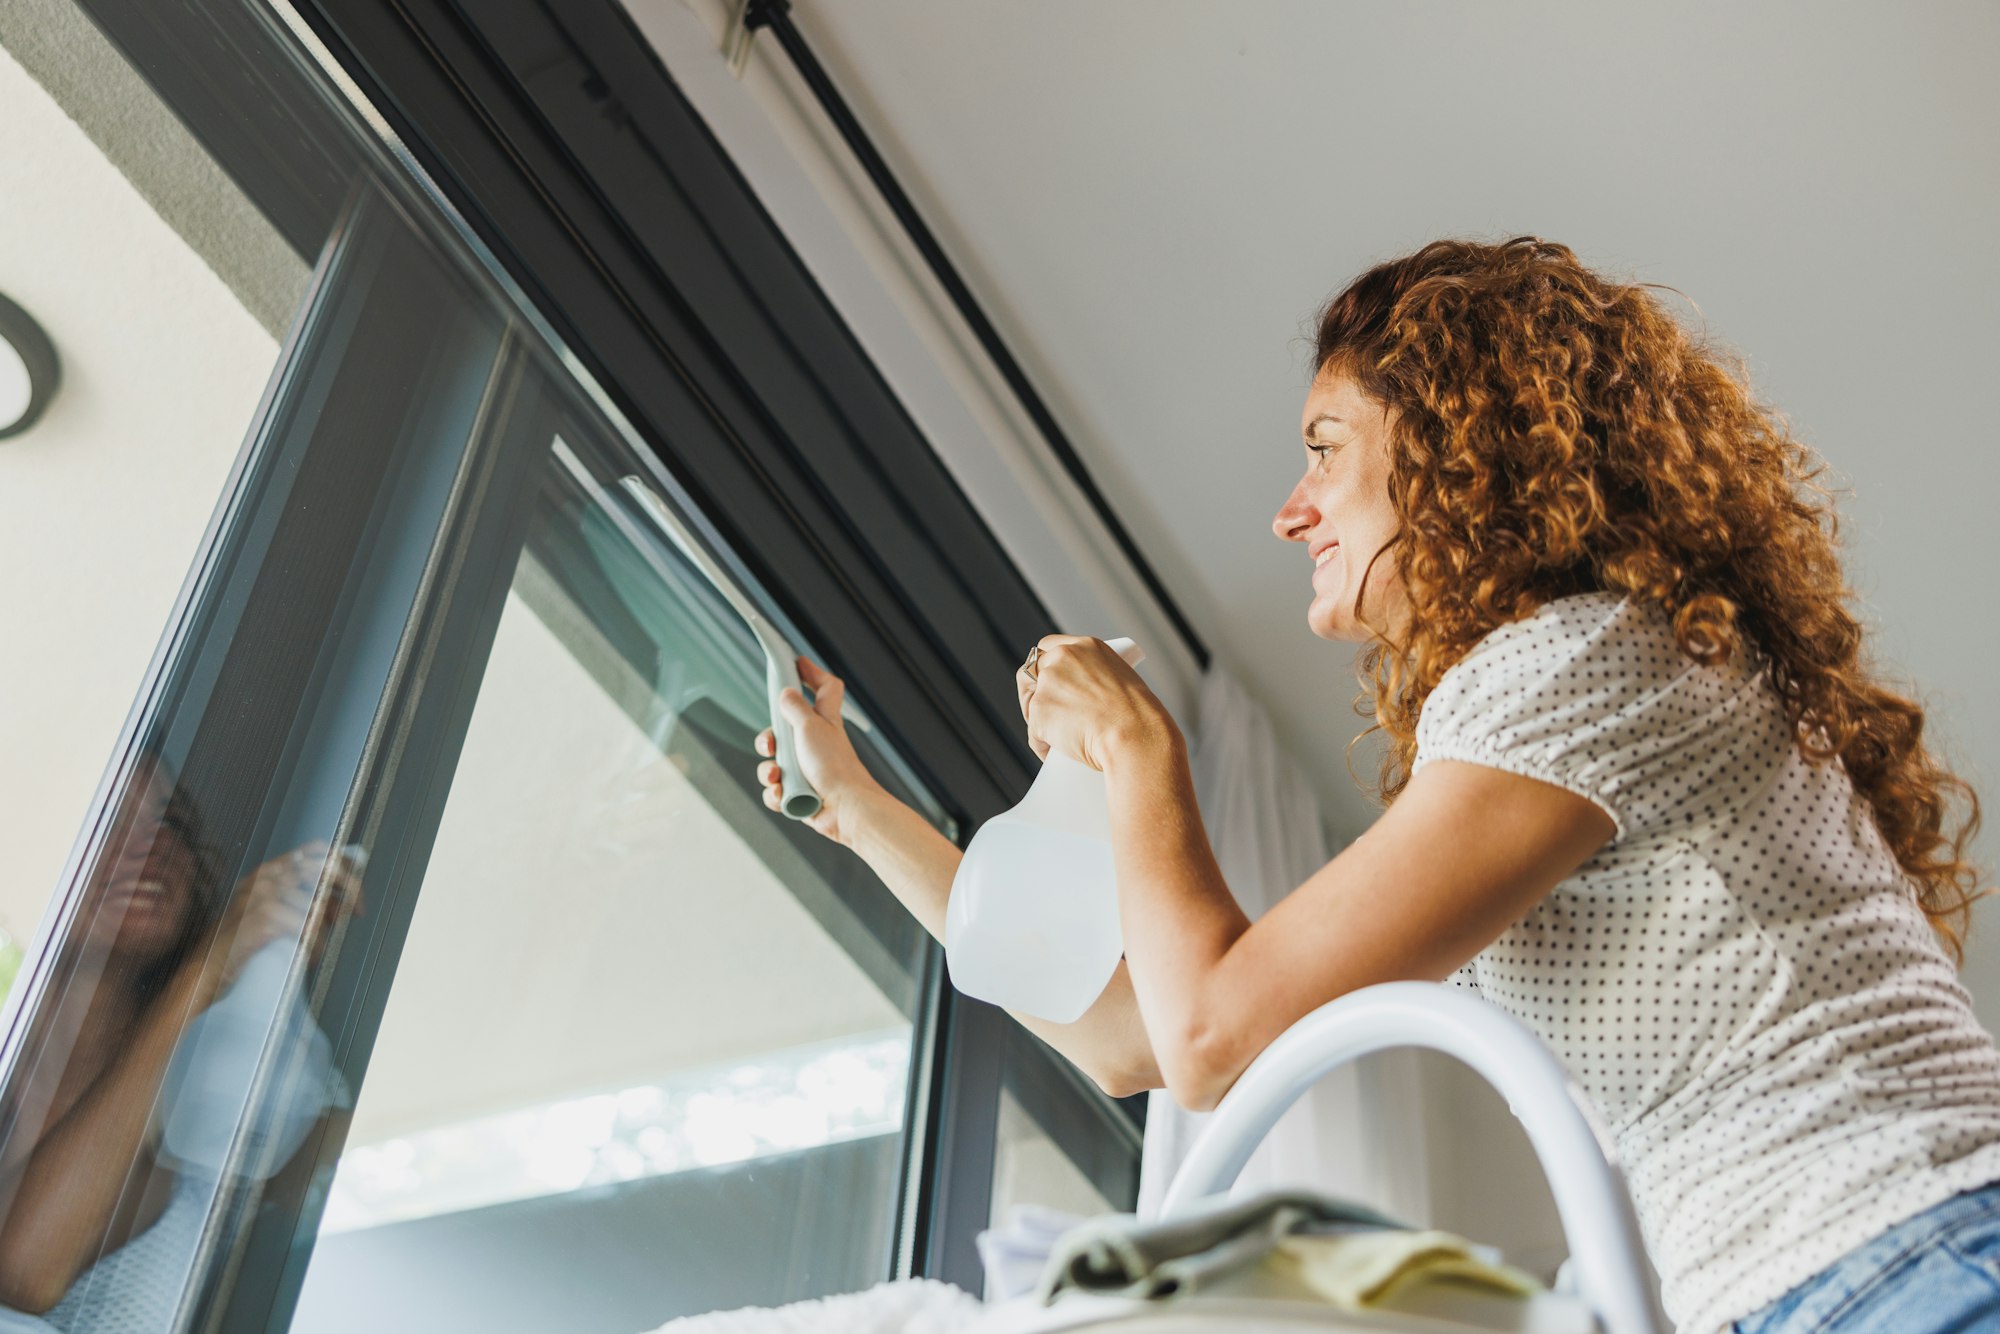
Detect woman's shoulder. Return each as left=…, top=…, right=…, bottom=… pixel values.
left=1425, top=590, right=1696, bottom=713
left=1417, top=590, right=1786, bottom=840
left=1455, top=589, right=1674, bottom=666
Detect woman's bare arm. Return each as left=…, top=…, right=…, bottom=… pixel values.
left=841, top=786, right=1161, bottom=1096
left=1100, top=724, right=1616, bottom=1112
left=0, top=962, right=208, bottom=1312
left=0, top=845, right=357, bottom=1313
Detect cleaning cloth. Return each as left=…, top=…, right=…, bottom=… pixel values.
left=1034, top=1187, right=1403, bottom=1303
left=1267, top=1228, right=1544, bottom=1306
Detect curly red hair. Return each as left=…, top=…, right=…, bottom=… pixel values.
left=1319, top=236, right=1987, bottom=961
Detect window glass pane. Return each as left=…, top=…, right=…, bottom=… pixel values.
left=989, top=1029, right=1140, bottom=1235
left=286, top=417, right=939, bottom=1332
left=0, top=1, right=313, bottom=979
left=0, top=180, right=509, bottom=1329
left=990, top=1087, right=1115, bottom=1228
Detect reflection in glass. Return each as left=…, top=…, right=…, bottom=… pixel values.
left=0, top=0, right=511, bottom=1321
left=0, top=754, right=357, bottom=1325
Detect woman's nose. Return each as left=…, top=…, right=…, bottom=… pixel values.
left=1272, top=482, right=1314, bottom=543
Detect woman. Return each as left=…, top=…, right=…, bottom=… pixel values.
left=0, top=755, right=359, bottom=1327
left=754, top=237, right=2000, bottom=1334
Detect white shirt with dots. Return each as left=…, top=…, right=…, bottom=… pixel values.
left=1417, top=590, right=2000, bottom=1334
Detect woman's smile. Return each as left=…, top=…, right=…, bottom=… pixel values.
left=104, top=876, right=170, bottom=910
left=1272, top=368, right=1406, bottom=642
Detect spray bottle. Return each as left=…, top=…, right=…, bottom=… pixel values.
left=944, top=637, right=1145, bottom=1023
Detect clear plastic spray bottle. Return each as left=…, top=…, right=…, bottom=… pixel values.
left=944, top=636, right=1145, bottom=1023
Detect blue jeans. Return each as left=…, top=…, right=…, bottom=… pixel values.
left=1730, top=1180, right=2000, bottom=1333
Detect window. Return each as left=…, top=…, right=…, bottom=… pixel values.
left=287, top=415, right=948, bottom=1331
left=0, top=0, right=1140, bottom=1328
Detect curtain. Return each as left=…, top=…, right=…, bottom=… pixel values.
left=1136, top=662, right=1430, bottom=1222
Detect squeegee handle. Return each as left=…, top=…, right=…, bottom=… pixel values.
left=764, top=645, right=823, bottom=821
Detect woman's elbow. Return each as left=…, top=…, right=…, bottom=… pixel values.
left=0, top=1258, right=71, bottom=1315
left=1077, top=1026, right=1232, bottom=1110
left=0, top=1217, right=89, bottom=1313
left=1091, top=1051, right=1165, bottom=1102
left=1155, top=1027, right=1235, bottom=1113
left=1090, top=1069, right=1141, bottom=1101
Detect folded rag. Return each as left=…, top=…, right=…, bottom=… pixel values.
left=1035, top=1188, right=1405, bottom=1304
left=1267, top=1228, right=1544, bottom=1308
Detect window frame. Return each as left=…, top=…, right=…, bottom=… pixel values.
left=7, top=0, right=1149, bottom=1315
left=272, top=0, right=1149, bottom=1288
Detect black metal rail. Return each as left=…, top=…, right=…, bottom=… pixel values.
left=743, top=0, right=1212, bottom=672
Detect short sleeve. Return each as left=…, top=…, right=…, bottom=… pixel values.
left=1413, top=592, right=1790, bottom=844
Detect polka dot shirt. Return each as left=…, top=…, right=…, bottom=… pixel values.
left=1415, top=591, right=2000, bottom=1334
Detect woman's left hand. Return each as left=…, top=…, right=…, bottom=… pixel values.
left=1016, top=635, right=1175, bottom=771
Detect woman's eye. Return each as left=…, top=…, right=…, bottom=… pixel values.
left=1308, top=443, right=1335, bottom=466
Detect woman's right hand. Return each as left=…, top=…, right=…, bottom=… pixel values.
left=200, top=842, right=365, bottom=1004
left=756, top=656, right=883, bottom=846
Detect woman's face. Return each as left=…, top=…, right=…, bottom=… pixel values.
left=90, top=760, right=202, bottom=963
left=1272, top=366, right=1405, bottom=642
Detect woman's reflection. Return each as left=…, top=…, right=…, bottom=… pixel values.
left=0, top=754, right=360, bottom=1327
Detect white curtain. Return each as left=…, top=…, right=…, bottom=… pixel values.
left=1136, top=662, right=1430, bottom=1223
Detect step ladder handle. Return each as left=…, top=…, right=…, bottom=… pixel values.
left=1157, top=982, right=1667, bottom=1334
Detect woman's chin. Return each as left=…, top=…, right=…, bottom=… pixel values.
left=88, top=897, right=188, bottom=963
left=1306, top=596, right=1362, bottom=643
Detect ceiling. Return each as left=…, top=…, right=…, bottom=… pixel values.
left=716, top=1, right=2000, bottom=865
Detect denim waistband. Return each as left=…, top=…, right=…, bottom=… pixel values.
left=1740, top=1178, right=2000, bottom=1332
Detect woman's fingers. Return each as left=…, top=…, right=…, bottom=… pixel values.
left=1017, top=642, right=1054, bottom=727
left=795, top=656, right=845, bottom=723
left=343, top=862, right=367, bottom=919
left=754, top=722, right=786, bottom=812
left=327, top=858, right=366, bottom=921
left=241, top=892, right=310, bottom=960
